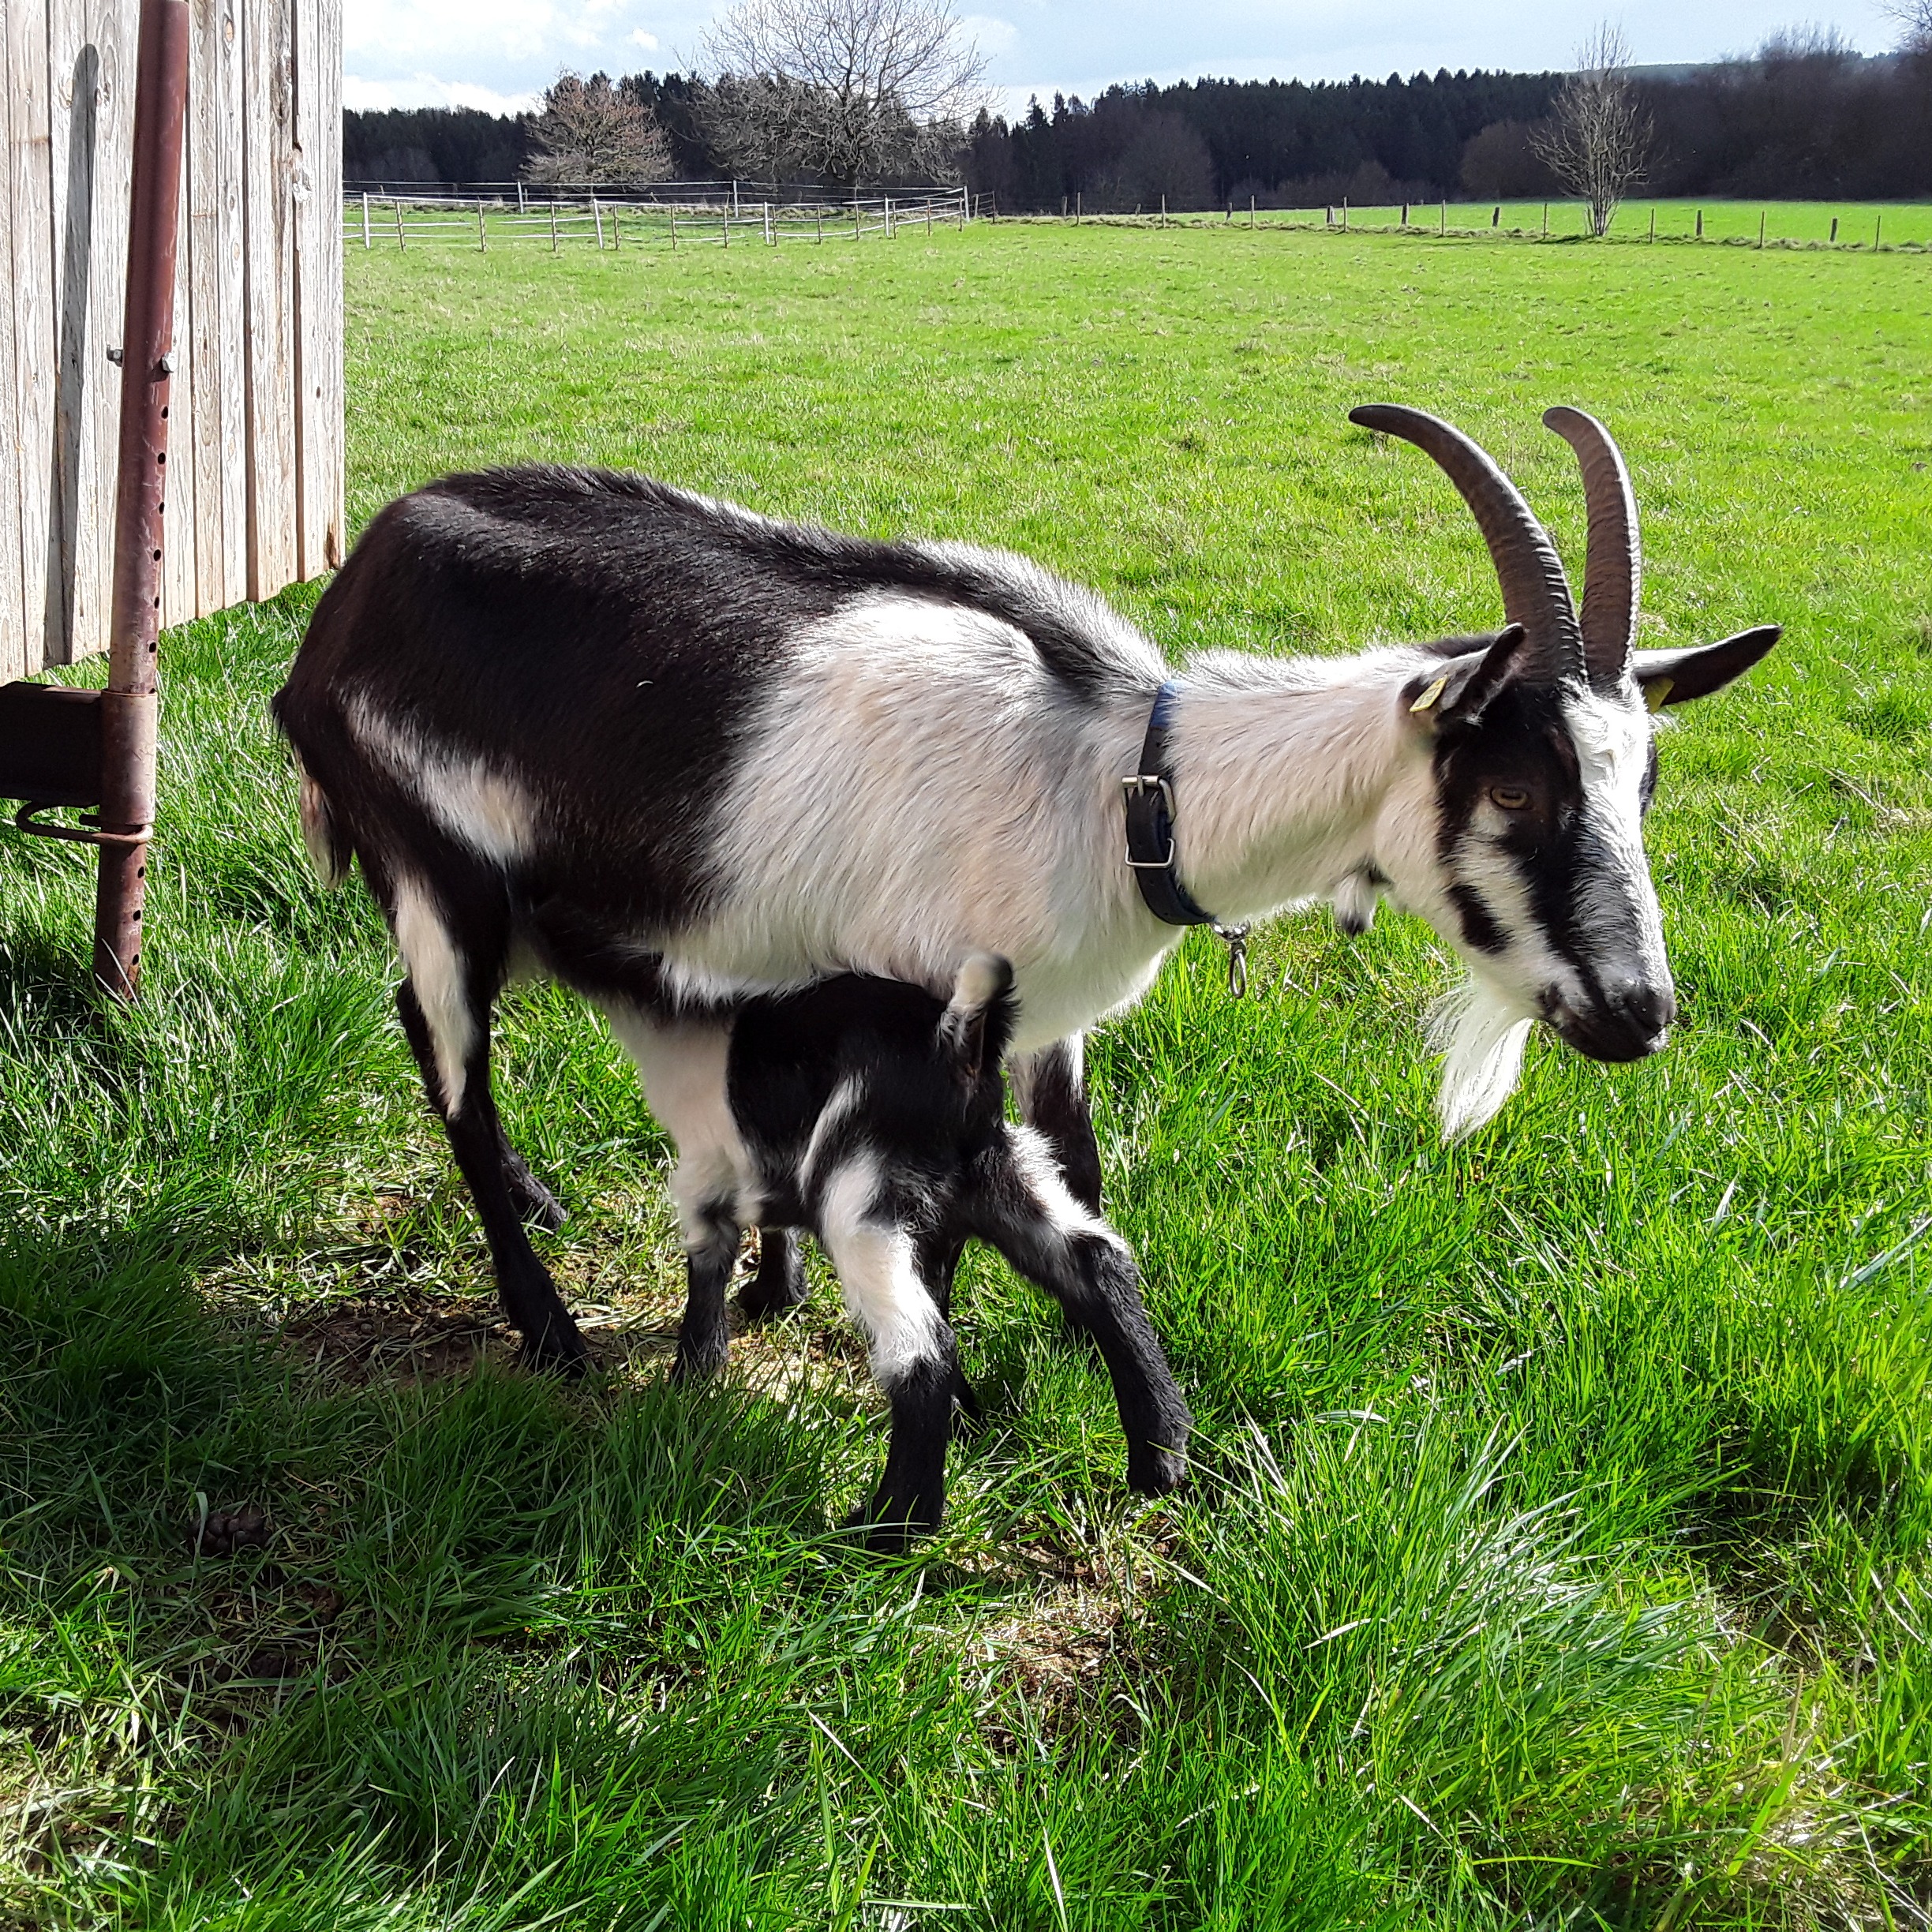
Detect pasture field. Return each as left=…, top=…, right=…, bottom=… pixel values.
left=3, top=223, right=1931, bottom=1928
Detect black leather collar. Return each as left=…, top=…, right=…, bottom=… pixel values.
left=1123, top=681, right=1216, bottom=927
left=1122, top=683, right=1250, bottom=995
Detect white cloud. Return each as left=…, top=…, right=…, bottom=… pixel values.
left=960, top=13, right=1017, bottom=56
left=629, top=28, right=661, bottom=48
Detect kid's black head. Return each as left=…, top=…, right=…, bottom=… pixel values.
left=1350, top=403, right=1779, bottom=1129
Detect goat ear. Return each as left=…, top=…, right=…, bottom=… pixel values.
left=1404, top=623, right=1526, bottom=728
left=1632, top=625, right=1780, bottom=710
left=939, top=953, right=1014, bottom=1080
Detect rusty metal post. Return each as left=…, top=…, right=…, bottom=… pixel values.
left=92, top=0, right=190, bottom=999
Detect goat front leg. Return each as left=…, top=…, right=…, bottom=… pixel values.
left=972, top=1133, right=1190, bottom=1495
left=397, top=980, right=588, bottom=1373
left=819, top=1177, right=957, bottom=1548
left=1010, top=1035, right=1103, bottom=1214
left=738, top=1226, right=809, bottom=1321
left=674, top=1196, right=740, bottom=1382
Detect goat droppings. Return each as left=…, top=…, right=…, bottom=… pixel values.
left=1428, top=973, right=1537, bottom=1141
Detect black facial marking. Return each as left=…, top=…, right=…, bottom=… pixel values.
left=1432, top=682, right=1584, bottom=959
left=1447, top=881, right=1509, bottom=953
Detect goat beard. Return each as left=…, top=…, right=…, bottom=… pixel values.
left=1427, top=973, right=1536, bottom=1142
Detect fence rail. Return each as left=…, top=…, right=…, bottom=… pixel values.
left=343, top=186, right=972, bottom=251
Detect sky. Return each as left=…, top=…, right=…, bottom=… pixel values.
left=342, top=0, right=1905, bottom=118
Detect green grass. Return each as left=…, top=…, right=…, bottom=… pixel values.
left=5, top=221, right=1931, bottom=1927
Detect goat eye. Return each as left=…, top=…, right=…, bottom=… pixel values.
left=1489, top=785, right=1530, bottom=811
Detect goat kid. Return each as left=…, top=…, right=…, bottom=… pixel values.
left=275, top=404, right=1777, bottom=1369
left=631, top=954, right=1191, bottom=1546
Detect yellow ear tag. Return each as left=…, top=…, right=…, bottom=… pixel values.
left=1410, top=675, right=1448, bottom=714
left=1643, top=676, right=1674, bottom=713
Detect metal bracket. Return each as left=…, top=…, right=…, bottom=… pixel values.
left=13, top=801, right=152, bottom=848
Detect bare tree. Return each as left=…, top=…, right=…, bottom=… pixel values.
left=524, top=73, right=671, bottom=188
left=699, top=0, right=986, bottom=186
left=1532, top=24, right=1653, bottom=237
left=1881, top=0, right=1932, bottom=51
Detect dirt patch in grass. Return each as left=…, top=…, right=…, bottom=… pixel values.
left=279, top=1286, right=517, bottom=1384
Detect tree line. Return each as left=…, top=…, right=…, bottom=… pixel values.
left=343, top=38, right=1932, bottom=206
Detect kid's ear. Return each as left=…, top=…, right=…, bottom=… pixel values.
left=1631, top=625, right=1781, bottom=710
left=1403, top=623, right=1527, bottom=728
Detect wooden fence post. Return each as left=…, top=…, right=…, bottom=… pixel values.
left=1830, top=215, right=1838, bottom=242
left=1876, top=214, right=1882, bottom=249
left=1649, top=206, right=1656, bottom=242
left=1440, top=199, right=1446, bottom=234
left=592, top=193, right=604, bottom=249
left=1159, top=193, right=1166, bottom=227
left=1542, top=200, right=1548, bottom=236
left=1758, top=211, right=1765, bottom=249
left=517, top=181, right=525, bottom=212
left=1695, top=208, right=1702, bottom=238
left=1249, top=195, right=1256, bottom=227
left=477, top=197, right=486, bottom=252
left=550, top=200, right=559, bottom=253
left=395, top=197, right=406, bottom=250
left=361, top=191, right=370, bottom=248
left=722, top=212, right=729, bottom=248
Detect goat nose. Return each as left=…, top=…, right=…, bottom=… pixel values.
left=1608, top=978, right=1676, bottom=1037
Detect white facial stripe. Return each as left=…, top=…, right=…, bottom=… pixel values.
left=1562, top=687, right=1668, bottom=982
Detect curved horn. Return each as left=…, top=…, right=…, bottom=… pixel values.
left=1350, top=402, right=1581, bottom=676
left=1543, top=405, right=1640, bottom=688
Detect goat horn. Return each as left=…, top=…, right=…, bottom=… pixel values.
left=1350, top=403, right=1582, bottom=676
left=1542, top=406, right=1640, bottom=688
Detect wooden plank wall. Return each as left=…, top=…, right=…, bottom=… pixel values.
left=0, top=0, right=342, bottom=678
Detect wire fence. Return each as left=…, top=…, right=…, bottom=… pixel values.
left=342, top=182, right=971, bottom=253
left=340, top=185, right=1932, bottom=257
left=979, top=193, right=1932, bottom=250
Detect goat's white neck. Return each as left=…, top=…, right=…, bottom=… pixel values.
left=1159, top=649, right=1423, bottom=926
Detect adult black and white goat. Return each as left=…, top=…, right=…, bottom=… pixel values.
left=275, top=403, right=1777, bottom=1370
left=640, top=953, right=1189, bottom=1543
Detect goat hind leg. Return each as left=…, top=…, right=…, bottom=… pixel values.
left=396, top=977, right=588, bottom=1374
left=972, top=1137, right=1190, bottom=1493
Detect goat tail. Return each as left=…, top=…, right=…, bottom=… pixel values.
left=940, top=951, right=1017, bottom=1079
left=290, top=748, right=353, bottom=889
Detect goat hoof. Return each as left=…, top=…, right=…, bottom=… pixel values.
left=1127, top=1443, right=1188, bottom=1496
left=671, top=1337, right=729, bottom=1383
left=520, top=1332, right=589, bottom=1378
left=845, top=1491, right=942, bottom=1552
